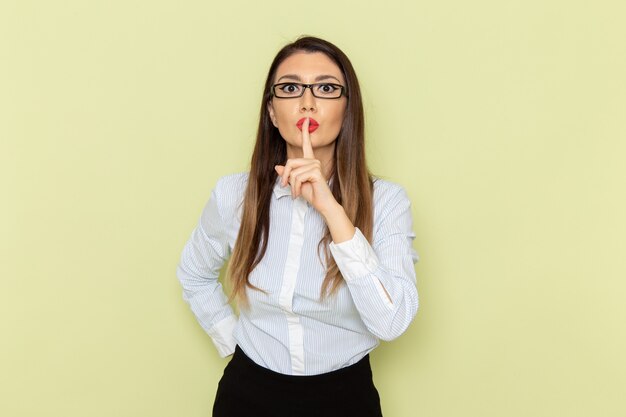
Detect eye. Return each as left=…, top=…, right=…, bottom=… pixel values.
left=317, top=83, right=337, bottom=94
left=279, top=83, right=302, bottom=95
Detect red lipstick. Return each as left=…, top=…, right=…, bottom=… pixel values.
left=296, top=117, right=319, bottom=133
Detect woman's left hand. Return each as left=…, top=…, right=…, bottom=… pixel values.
left=274, top=117, right=338, bottom=215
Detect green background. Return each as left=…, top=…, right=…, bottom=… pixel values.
left=2, top=0, right=624, bottom=416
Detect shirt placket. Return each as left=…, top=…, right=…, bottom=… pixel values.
left=277, top=197, right=308, bottom=375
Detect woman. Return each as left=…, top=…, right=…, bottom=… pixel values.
left=176, top=36, right=419, bottom=417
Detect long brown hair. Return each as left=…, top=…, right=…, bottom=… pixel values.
left=227, top=36, right=374, bottom=309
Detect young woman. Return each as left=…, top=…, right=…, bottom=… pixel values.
left=176, top=36, right=419, bottom=417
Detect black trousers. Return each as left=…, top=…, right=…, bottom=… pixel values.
left=213, top=345, right=384, bottom=417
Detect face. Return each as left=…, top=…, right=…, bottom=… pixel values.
left=268, top=51, right=347, bottom=158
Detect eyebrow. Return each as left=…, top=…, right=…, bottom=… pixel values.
left=276, top=74, right=342, bottom=83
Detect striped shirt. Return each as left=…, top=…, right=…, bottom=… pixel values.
left=176, top=172, right=419, bottom=375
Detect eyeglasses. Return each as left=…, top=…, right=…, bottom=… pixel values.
left=271, top=82, right=346, bottom=99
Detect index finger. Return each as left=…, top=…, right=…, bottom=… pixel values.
left=301, top=117, right=315, bottom=159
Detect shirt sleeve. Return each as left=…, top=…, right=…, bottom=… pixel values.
left=328, top=186, right=419, bottom=341
left=176, top=179, right=238, bottom=357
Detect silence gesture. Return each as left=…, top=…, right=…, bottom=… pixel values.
left=274, top=117, right=338, bottom=215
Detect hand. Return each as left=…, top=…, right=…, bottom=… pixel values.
left=274, top=117, right=338, bottom=214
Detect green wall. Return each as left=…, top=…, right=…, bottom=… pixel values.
left=2, top=0, right=625, bottom=416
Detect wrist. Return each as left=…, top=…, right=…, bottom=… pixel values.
left=319, top=200, right=344, bottom=220
left=320, top=202, right=356, bottom=244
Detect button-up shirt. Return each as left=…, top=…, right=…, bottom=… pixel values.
left=176, top=172, right=419, bottom=375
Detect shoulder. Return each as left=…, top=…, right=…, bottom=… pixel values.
left=371, top=176, right=412, bottom=228
left=372, top=176, right=409, bottom=205
left=212, top=171, right=249, bottom=218
left=214, top=171, right=249, bottom=192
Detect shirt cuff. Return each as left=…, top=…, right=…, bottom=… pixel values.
left=207, top=315, right=238, bottom=358
left=328, top=227, right=380, bottom=282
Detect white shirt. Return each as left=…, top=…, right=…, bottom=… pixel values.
left=176, top=172, right=419, bottom=375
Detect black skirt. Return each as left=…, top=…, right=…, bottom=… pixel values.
left=213, top=345, right=384, bottom=417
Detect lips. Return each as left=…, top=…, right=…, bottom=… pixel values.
left=296, top=117, right=319, bottom=133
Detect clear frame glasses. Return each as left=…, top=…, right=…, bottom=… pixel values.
left=271, top=82, right=346, bottom=99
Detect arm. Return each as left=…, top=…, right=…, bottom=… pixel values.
left=325, top=187, right=419, bottom=341
left=176, top=179, right=237, bottom=357
left=274, top=118, right=418, bottom=339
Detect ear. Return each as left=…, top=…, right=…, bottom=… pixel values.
left=267, top=102, right=278, bottom=127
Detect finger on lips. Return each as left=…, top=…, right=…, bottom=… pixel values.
left=275, top=117, right=319, bottom=197
left=301, top=117, right=315, bottom=159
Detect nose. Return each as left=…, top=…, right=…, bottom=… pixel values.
left=299, top=87, right=317, bottom=112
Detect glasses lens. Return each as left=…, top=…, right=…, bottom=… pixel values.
left=274, top=83, right=303, bottom=98
left=312, top=83, right=343, bottom=98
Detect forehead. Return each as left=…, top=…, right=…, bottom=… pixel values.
left=274, top=51, right=344, bottom=83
